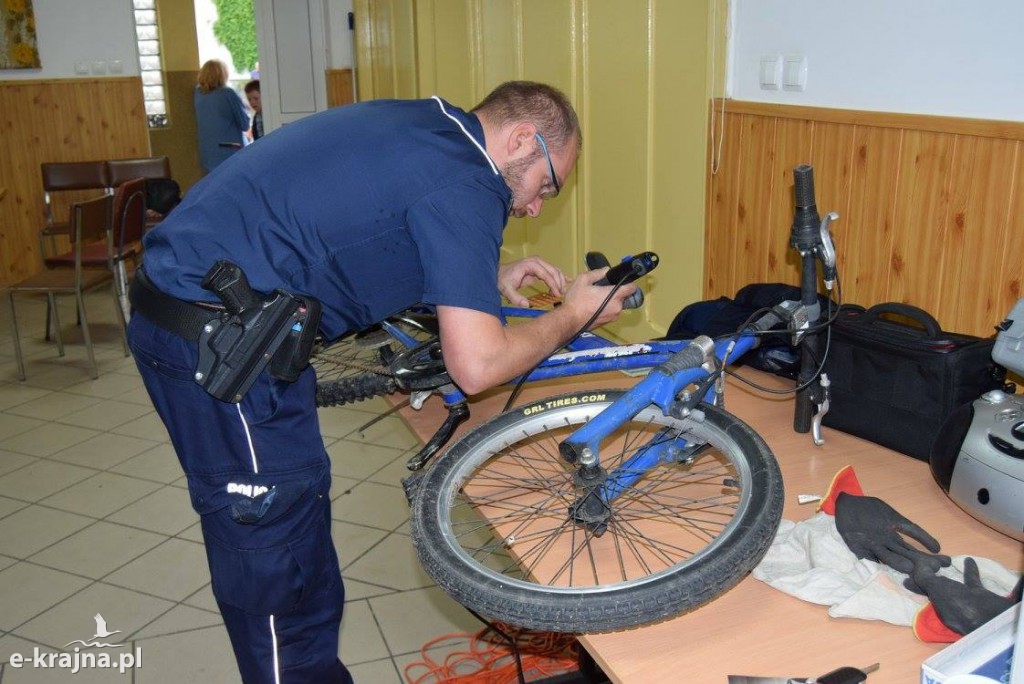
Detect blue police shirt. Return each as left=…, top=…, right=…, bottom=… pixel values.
left=142, top=97, right=512, bottom=340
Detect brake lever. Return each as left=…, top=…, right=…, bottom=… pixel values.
left=818, top=212, right=839, bottom=290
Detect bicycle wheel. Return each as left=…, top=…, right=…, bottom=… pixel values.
left=410, top=389, right=784, bottom=633
left=311, top=315, right=436, bottom=407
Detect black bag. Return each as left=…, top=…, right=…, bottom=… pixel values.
left=145, top=177, right=182, bottom=216
left=821, top=302, right=1007, bottom=460
left=666, top=282, right=831, bottom=379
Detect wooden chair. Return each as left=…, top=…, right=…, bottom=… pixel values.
left=108, top=177, right=148, bottom=321
left=106, top=157, right=172, bottom=230
left=106, top=156, right=171, bottom=187
left=38, top=161, right=111, bottom=249
left=7, top=195, right=128, bottom=381
left=37, top=161, right=112, bottom=340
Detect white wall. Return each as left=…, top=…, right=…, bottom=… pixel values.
left=324, top=0, right=354, bottom=69
left=729, top=0, right=1024, bottom=122
left=0, top=0, right=139, bottom=80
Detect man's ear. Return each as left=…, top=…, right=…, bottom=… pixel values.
left=505, top=122, right=538, bottom=160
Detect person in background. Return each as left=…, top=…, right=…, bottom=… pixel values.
left=245, top=79, right=263, bottom=141
left=194, top=59, right=250, bottom=173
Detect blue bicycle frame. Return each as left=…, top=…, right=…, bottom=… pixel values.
left=382, top=305, right=692, bottom=408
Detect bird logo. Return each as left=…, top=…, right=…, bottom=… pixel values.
left=63, top=614, right=124, bottom=648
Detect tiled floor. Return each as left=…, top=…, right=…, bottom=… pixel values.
left=0, top=290, right=484, bottom=682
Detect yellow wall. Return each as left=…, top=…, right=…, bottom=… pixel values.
left=354, top=0, right=718, bottom=339
left=150, top=0, right=204, bottom=193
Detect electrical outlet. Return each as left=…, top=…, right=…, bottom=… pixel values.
left=74, top=61, right=90, bottom=75
left=90, top=60, right=107, bottom=75
left=108, top=60, right=123, bottom=74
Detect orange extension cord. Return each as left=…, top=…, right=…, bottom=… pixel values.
left=403, top=622, right=581, bottom=684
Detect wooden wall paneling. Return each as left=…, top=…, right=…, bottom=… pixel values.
left=943, top=136, right=1018, bottom=333
left=0, top=78, right=149, bottom=287
left=843, top=125, right=903, bottom=308
left=731, top=114, right=775, bottom=295
left=517, top=0, right=578, bottom=275
left=808, top=121, right=854, bottom=284
left=422, top=0, right=475, bottom=108
left=999, top=145, right=1024, bottom=317
left=766, top=117, right=815, bottom=285
left=705, top=109, right=746, bottom=298
left=579, top=1, right=651, bottom=273
left=888, top=130, right=953, bottom=313
left=704, top=101, right=1024, bottom=337
left=646, top=0, right=711, bottom=332
left=325, top=68, right=355, bottom=107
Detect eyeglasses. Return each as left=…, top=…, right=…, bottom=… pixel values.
left=535, top=133, right=561, bottom=199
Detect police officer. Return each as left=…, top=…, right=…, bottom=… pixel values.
left=128, top=81, right=635, bottom=683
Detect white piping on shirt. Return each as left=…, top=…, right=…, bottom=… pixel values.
left=432, top=95, right=499, bottom=176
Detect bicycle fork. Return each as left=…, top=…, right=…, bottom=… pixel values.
left=559, top=335, right=750, bottom=535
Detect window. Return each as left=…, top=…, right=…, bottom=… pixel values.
left=133, top=0, right=168, bottom=128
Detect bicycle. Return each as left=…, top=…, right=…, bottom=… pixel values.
left=311, top=164, right=840, bottom=633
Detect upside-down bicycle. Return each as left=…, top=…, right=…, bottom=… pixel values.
left=312, top=164, right=841, bottom=633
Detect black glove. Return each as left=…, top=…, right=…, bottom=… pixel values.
left=906, top=557, right=1024, bottom=635
left=834, top=492, right=951, bottom=574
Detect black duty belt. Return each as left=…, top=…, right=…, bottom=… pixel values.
left=130, top=270, right=220, bottom=341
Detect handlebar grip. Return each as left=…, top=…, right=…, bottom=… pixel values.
left=793, top=164, right=816, bottom=209
left=586, top=251, right=659, bottom=309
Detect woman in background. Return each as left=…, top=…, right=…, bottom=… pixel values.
left=194, top=59, right=250, bottom=173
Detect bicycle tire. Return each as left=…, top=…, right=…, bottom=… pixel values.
left=311, top=315, right=435, bottom=407
left=410, top=389, right=784, bottom=633
left=315, top=373, right=397, bottom=407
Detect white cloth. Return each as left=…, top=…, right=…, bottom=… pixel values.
left=752, top=512, right=1020, bottom=626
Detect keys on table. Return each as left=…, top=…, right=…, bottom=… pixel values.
left=728, top=663, right=880, bottom=684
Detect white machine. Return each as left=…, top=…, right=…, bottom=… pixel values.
left=930, top=300, right=1024, bottom=542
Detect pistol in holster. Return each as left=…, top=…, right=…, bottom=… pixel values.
left=194, top=260, right=322, bottom=403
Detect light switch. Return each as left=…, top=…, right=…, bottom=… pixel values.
left=759, top=56, right=782, bottom=90
left=783, top=56, right=808, bottom=91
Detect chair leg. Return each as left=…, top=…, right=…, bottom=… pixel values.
left=76, top=291, right=98, bottom=380
left=7, top=291, right=26, bottom=381
left=110, top=279, right=130, bottom=356
left=48, top=293, right=65, bottom=357
left=44, top=297, right=52, bottom=342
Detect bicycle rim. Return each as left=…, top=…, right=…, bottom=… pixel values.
left=411, top=390, right=783, bottom=632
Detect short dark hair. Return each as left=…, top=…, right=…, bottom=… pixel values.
left=472, top=81, right=581, bottom=153
left=244, top=79, right=260, bottom=94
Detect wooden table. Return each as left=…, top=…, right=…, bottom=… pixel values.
left=394, top=370, right=1023, bottom=684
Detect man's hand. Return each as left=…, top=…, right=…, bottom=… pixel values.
left=438, top=267, right=636, bottom=394
left=498, top=257, right=568, bottom=307
left=560, top=269, right=638, bottom=329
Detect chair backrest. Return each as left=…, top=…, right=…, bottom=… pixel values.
left=106, top=156, right=172, bottom=187
left=40, top=161, right=111, bottom=227
left=70, top=194, right=113, bottom=246
left=41, top=161, right=110, bottom=192
left=111, top=177, right=147, bottom=251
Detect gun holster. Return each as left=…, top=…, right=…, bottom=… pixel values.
left=194, top=261, right=322, bottom=403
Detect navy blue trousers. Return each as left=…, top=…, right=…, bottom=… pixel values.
left=129, top=314, right=352, bottom=684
